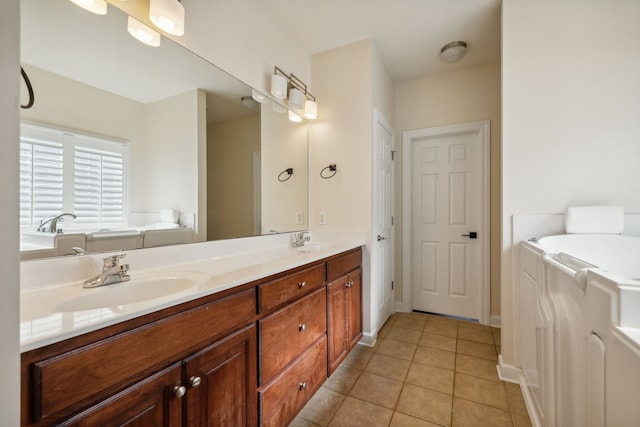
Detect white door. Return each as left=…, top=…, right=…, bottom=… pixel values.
left=373, top=110, right=395, bottom=330
left=402, top=121, right=489, bottom=322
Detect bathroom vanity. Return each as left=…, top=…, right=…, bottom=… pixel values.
left=20, top=239, right=363, bottom=426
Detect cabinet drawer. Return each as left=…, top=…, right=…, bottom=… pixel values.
left=29, top=289, right=256, bottom=422
left=327, top=248, right=362, bottom=282
left=258, top=263, right=326, bottom=313
left=259, top=287, right=326, bottom=384
left=260, top=335, right=327, bottom=427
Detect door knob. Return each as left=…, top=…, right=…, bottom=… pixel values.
left=461, top=232, right=478, bottom=239
left=377, top=235, right=386, bottom=241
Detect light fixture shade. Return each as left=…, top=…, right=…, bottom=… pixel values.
left=303, top=100, right=318, bottom=120
left=271, top=74, right=288, bottom=99
left=288, top=110, right=302, bottom=123
left=241, top=96, right=259, bottom=109
left=149, top=0, right=185, bottom=36
left=440, top=41, right=467, bottom=63
left=69, top=0, right=107, bottom=15
left=288, top=87, right=304, bottom=109
left=251, top=89, right=268, bottom=104
left=272, top=102, right=287, bottom=114
left=127, top=16, right=161, bottom=47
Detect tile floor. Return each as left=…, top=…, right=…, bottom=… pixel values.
left=290, top=311, right=532, bottom=427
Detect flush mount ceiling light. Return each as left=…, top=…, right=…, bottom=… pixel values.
left=69, top=0, right=107, bottom=15
left=241, top=96, right=259, bottom=109
left=271, top=66, right=318, bottom=120
left=440, top=41, right=467, bottom=63
left=149, top=0, right=185, bottom=36
left=127, top=16, right=161, bottom=47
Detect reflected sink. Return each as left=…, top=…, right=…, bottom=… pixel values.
left=297, top=242, right=329, bottom=252
left=56, top=272, right=206, bottom=312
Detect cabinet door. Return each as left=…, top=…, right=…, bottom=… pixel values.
left=348, top=267, right=363, bottom=348
left=60, top=363, right=183, bottom=427
left=327, top=275, right=349, bottom=374
left=183, top=324, right=257, bottom=427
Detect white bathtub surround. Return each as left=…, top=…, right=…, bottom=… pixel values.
left=519, top=234, right=640, bottom=427
left=20, top=230, right=364, bottom=352
left=564, top=205, right=624, bottom=234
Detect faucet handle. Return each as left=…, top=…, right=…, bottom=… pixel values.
left=103, top=253, right=126, bottom=268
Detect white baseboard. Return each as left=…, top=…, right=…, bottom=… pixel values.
left=490, top=315, right=501, bottom=328
left=519, top=376, right=542, bottom=427
left=395, top=301, right=406, bottom=313
left=497, top=354, right=521, bottom=384
left=359, top=330, right=377, bottom=347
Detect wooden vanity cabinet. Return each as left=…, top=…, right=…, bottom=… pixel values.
left=327, top=249, right=363, bottom=375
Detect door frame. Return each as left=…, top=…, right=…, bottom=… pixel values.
left=401, top=120, right=490, bottom=324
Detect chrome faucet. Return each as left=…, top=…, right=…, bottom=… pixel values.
left=37, top=212, right=77, bottom=233
left=83, top=254, right=130, bottom=288
left=291, top=231, right=311, bottom=247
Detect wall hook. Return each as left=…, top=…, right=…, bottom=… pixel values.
left=320, top=164, right=337, bottom=179
left=278, top=168, right=294, bottom=182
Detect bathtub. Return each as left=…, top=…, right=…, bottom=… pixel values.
left=521, top=234, right=640, bottom=427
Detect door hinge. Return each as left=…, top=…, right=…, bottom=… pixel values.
left=391, top=281, right=394, bottom=290
left=391, top=216, right=394, bottom=226
left=391, top=150, right=396, bottom=161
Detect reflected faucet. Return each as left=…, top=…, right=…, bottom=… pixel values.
left=37, top=212, right=77, bottom=233
left=83, top=254, right=130, bottom=288
left=291, top=231, right=311, bottom=247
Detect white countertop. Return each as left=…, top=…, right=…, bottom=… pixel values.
left=20, top=231, right=364, bottom=352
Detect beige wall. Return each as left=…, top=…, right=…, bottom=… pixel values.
left=261, top=105, right=309, bottom=234
left=394, top=63, right=502, bottom=317
left=144, top=90, right=206, bottom=239
left=207, top=113, right=260, bottom=240
left=502, top=0, right=640, bottom=366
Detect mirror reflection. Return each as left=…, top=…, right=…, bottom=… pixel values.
left=20, top=0, right=309, bottom=259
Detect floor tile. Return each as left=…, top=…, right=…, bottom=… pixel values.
left=505, top=383, right=529, bottom=417
left=413, top=345, right=455, bottom=370
left=389, top=412, right=442, bottom=427
left=386, top=326, right=423, bottom=344
left=424, top=321, right=458, bottom=338
left=456, top=339, right=497, bottom=361
left=426, top=315, right=458, bottom=328
left=297, top=387, right=346, bottom=426
left=376, top=338, right=417, bottom=360
left=452, top=397, right=513, bottom=427
left=420, top=332, right=457, bottom=352
left=394, top=316, right=427, bottom=331
left=457, top=320, right=492, bottom=331
left=378, top=322, right=392, bottom=338
left=512, top=411, right=533, bottom=427
left=406, top=362, right=454, bottom=394
left=396, top=383, right=452, bottom=426
left=349, top=372, right=403, bottom=409
left=365, top=353, right=412, bottom=381
left=324, top=365, right=362, bottom=395
left=341, top=345, right=374, bottom=371
left=492, top=328, right=501, bottom=345
left=454, top=373, right=509, bottom=410
left=328, top=396, right=393, bottom=427
left=457, top=327, right=494, bottom=345
left=289, top=416, right=321, bottom=427
left=455, top=354, right=499, bottom=382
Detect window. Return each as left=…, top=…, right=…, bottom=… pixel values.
left=20, top=123, right=128, bottom=231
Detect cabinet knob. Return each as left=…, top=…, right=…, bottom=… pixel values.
left=346, top=281, right=352, bottom=288
left=173, top=385, right=187, bottom=398
left=299, top=382, right=307, bottom=391
left=189, top=376, right=202, bottom=388
left=298, top=281, right=306, bottom=289
left=298, top=323, right=306, bottom=332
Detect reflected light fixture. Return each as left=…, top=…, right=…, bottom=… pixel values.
left=251, top=89, right=268, bottom=104
left=271, top=66, right=318, bottom=120
left=440, top=41, right=467, bottom=63
left=150, top=0, right=185, bottom=36
left=241, top=96, right=259, bottom=109
left=69, top=0, right=107, bottom=15
left=127, top=16, right=161, bottom=47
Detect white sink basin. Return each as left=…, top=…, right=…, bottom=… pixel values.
left=297, top=242, right=330, bottom=251
left=56, top=272, right=206, bottom=312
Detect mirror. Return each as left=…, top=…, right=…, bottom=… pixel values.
left=20, top=0, right=309, bottom=259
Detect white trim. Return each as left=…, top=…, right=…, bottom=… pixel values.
left=401, top=120, right=491, bottom=324
left=359, top=330, right=377, bottom=347
left=395, top=301, right=405, bottom=313
left=497, top=354, right=522, bottom=383
left=519, top=376, right=543, bottom=427
left=490, top=315, right=501, bottom=328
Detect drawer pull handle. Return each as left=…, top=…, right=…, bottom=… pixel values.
left=346, top=281, right=353, bottom=288
left=299, top=382, right=307, bottom=391
left=173, top=385, right=187, bottom=398
left=298, top=281, right=306, bottom=289
left=299, top=323, right=306, bottom=332
left=189, top=376, right=202, bottom=388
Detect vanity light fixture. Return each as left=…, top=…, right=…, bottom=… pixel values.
left=251, top=89, right=268, bottom=104
left=241, top=95, right=259, bottom=109
left=149, top=0, right=185, bottom=36
left=127, top=16, right=161, bottom=47
left=271, top=66, right=318, bottom=120
left=440, top=41, right=467, bottom=63
left=69, top=0, right=108, bottom=15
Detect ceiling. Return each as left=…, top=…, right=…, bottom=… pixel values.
left=260, top=0, right=502, bottom=82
